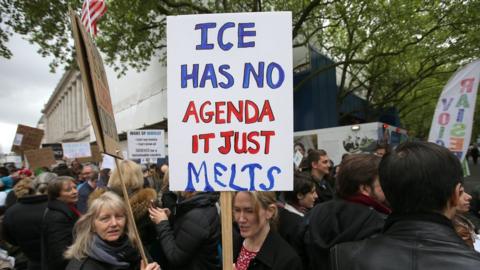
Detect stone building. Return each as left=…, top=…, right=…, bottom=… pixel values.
left=41, top=69, right=90, bottom=143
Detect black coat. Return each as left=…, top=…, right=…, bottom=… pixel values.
left=41, top=200, right=79, bottom=270
left=233, top=230, right=303, bottom=270
left=278, top=207, right=303, bottom=245
left=296, top=199, right=384, bottom=270
left=3, top=194, right=48, bottom=267
left=331, top=213, right=480, bottom=270
left=66, top=257, right=141, bottom=270
left=154, top=192, right=220, bottom=270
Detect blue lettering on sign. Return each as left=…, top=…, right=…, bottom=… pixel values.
left=238, top=23, right=256, bottom=48
left=218, top=22, right=235, bottom=51
left=195, top=22, right=216, bottom=50
left=185, top=161, right=280, bottom=191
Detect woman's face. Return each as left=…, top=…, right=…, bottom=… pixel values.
left=457, top=186, right=472, bottom=213
left=94, top=207, right=126, bottom=242
left=298, top=187, right=318, bottom=209
left=58, top=181, right=78, bottom=204
left=233, top=192, right=272, bottom=240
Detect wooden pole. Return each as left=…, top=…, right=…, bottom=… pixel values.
left=220, top=191, right=233, bottom=270
left=114, top=155, right=148, bottom=263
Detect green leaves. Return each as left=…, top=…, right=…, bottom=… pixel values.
left=1, top=0, right=479, bottom=137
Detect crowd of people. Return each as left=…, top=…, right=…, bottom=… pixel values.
left=0, top=141, right=479, bottom=269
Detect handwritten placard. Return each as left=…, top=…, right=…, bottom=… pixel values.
left=62, top=142, right=92, bottom=159
left=24, top=148, right=56, bottom=170
left=167, top=12, right=293, bottom=191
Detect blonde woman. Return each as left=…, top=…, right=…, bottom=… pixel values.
left=90, top=160, right=158, bottom=253
left=233, top=191, right=302, bottom=270
left=65, top=191, right=159, bottom=270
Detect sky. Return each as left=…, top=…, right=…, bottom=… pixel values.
left=0, top=34, right=63, bottom=153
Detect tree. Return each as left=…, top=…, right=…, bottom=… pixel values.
left=1, top=0, right=479, bottom=136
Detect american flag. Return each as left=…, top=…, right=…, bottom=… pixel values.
left=81, top=0, right=107, bottom=36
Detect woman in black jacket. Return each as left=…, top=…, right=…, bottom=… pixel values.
left=148, top=191, right=220, bottom=270
left=233, top=191, right=302, bottom=270
left=65, top=191, right=159, bottom=270
left=3, top=173, right=56, bottom=270
left=41, top=176, right=81, bottom=270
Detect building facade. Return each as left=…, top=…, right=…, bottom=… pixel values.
left=41, top=69, right=90, bottom=143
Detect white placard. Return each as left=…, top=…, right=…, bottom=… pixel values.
left=293, top=150, right=303, bottom=168
left=62, top=142, right=92, bottom=159
left=13, top=134, right=23, bottom=146
left=127, top=130, right=166, bottom=159
left=167, top=12, right=293, bottom=191
left=140, top=158, right=158, bottom=164
left=101, top=154, right=116, bottom=170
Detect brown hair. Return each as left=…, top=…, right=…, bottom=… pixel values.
left=47, top=176, right=76, bottom=201
left=307, top=149, right=327, bottom=169
left=336, top=154, right=380, bottom=199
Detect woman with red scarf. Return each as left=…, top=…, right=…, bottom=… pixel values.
left=41, top=176, right=81, bottom=270
left=297, top=153, right=390, bottom=270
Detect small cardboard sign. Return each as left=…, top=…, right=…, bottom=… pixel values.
left=127, top=130, right=166, bottom=159
left=11, top=124, right=44, bottom=154
left=70, top=11, right=122, bottom=159
left=77, top=145, right=103, bottom=163
left=62, top=142, right=92, bottom=158
left=24, top=148, right=56, bottom=170
left=42, top=143, right=64, bottom=160
left=293, top=150, right=303, bottom=168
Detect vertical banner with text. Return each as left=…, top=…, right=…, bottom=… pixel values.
left=428, top=60, right=480, bottom=161
left=168, top=12, right=293, bottom=191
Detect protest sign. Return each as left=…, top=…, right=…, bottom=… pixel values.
left=11, top=124, right=44, bottom=154
left=62, top=142, right=92, bottom=159
left=127, top=130, right=166, bottom=159
left=428, top=59, right=480, bottom=161
left=101, top=154, right=116, bottom=170
left=70, top=11, right=122, bottom=159
left=42, top=143, right=64, bottom=160
left=77, top=145, right=103, bottom=163
left=294, top=150, right=303, bottom=168
left=24, top=148, right=56, bottom=169
left=167, top=12, right=293, bottom=192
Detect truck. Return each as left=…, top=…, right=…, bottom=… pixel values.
left=294, top=122, right=408, bottom=166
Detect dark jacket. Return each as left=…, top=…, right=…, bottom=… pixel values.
left=233, top=230, right=303, bottom=270
left=296, top=199, right=384, bottom=270
left=76, top=182, right=94, bottom=213
left=278, top=206, right=303, bottom=245
left=331, top=213, right=480, bottom=270
left=41, top=200, right=79, bottom=270
left=312, top=176, right=335, bottom=204
left=3, top=194, right=48, bottom=269
left=154, top=192, right=220, bottom=270
left=66, top=257, right=140, bottom=270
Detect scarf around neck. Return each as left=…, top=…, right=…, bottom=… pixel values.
left=88, top=234, right=139, bottom=269
left=345, top=193, right=392, bottom=215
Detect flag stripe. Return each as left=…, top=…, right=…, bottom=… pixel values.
left=81, top=0, right=107, bottom=36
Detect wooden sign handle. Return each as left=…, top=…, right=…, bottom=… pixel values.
left=114, top=157, right=148, bottom=264
left=220, top=191, right=233, bottom=270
